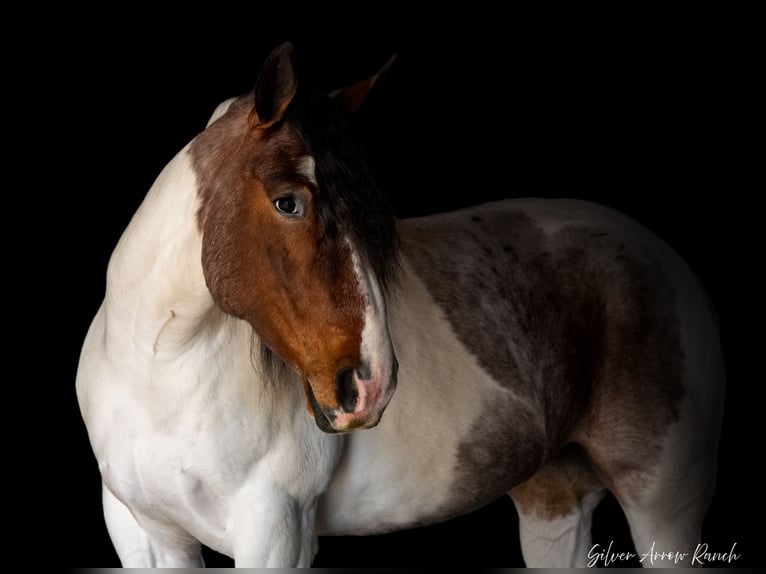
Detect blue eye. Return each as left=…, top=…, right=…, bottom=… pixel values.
left=275, top=196, right=304, bottom=217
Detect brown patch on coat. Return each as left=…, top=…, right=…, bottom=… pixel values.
left=399, top=205, right=685, bottom=507
left=448, top=392, right=547, bottom=514
left=511, top=444, right=604, bottom=520
left=190, top=97, right=365, bottom=412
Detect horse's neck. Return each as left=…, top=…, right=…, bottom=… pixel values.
left=104, top=144, right=217, bottom=362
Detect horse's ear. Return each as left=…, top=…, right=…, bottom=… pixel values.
left=251, top=42, right=298, bottom=128
left=330, top=54, right=397, bottom=115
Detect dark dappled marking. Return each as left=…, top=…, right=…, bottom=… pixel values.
left=399, top=206, right=684, bottom=505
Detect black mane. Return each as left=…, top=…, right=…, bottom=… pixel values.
left=287, top=89, right=399, bottom=290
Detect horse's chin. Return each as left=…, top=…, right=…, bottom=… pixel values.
left=321, top=414, right=382, bottom=434
left=328, top=410, right=383, bottom=433
left=309, top=403, right=337, bottom=433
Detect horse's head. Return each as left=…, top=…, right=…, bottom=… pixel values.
left=192, top=43, right=398, bottom=433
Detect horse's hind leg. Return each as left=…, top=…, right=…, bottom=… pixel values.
left=596, top=432, right=719, bottom=568
left=102, top=484, right=204, bottom=567
left=602, top=407, right=720, bottom=568
left=509, top=445, right=606, bottom=567
left=588, top=299, right=725, bottom=567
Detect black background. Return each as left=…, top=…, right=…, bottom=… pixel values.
left=26, top=8, right=760, bottom=568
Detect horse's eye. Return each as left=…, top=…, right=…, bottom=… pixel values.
left=275, top=196, right=304, bottom=217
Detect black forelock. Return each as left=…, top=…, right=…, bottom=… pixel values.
left=286, top=88, right=399, bottom=290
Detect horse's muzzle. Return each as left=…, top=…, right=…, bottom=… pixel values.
left=307, top=357, right=398, bottom=434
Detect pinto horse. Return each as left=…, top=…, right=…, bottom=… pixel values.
left=76, top=43, right=725, bottom=567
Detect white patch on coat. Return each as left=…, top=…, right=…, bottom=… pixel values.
left=515, top=489, right=605, bottom=568
left=206, top=97, right=238, bottom=127
left=296, top=155, right=317, bottom=185
left=77, top=147, right=342, bottom=566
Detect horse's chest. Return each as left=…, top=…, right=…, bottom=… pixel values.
left=91, top=362, right=271, bottom=539
left=99, top=396, right=245, bottom=526
left=93, top=351, right=340, bottom=553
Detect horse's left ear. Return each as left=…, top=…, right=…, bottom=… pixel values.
left=330, top=54, right=397, bottom=115
left=251, top=42, right=299, bottom=128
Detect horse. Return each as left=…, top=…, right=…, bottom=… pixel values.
left=76, top=42, right=725, bottom=567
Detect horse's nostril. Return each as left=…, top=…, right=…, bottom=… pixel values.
left=335, top=367, right=359, bottom=413
left=355, top=365, right=372, bottom=381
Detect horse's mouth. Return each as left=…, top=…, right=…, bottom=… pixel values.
left=305, top=381, right=382, bottom=434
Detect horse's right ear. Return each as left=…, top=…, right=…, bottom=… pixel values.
left=330, top=54, right=397, bottom=116
left=250, top=42, right=298, bottom=129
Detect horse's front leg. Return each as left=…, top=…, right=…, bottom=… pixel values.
left=232, top=480, right=318, bottom=567
left=103, top=483, right=204, bottom=567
